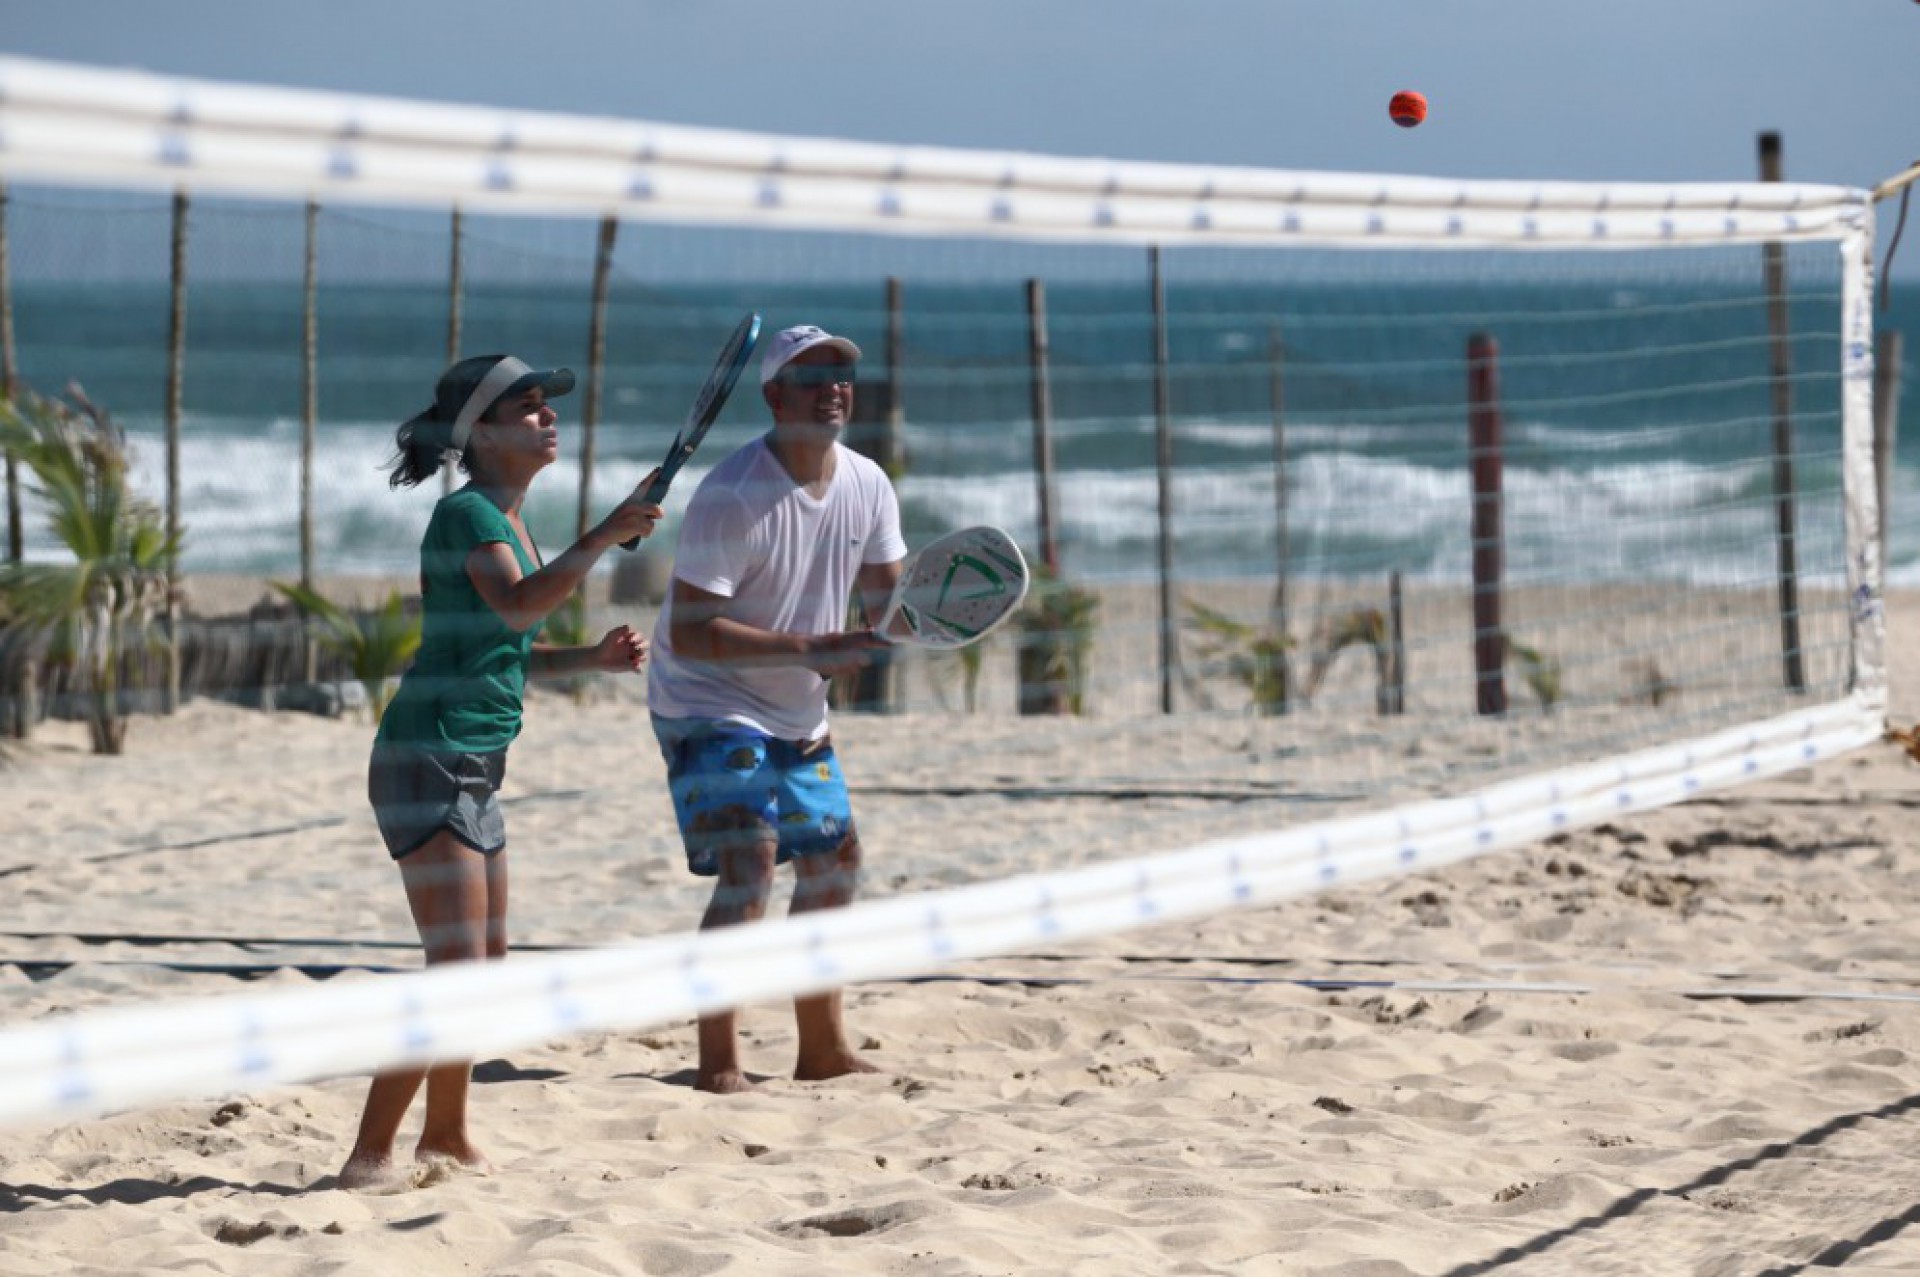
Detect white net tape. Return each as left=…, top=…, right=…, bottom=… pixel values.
left=0, top=695, right=1878, bottom=1130
left=0, top=55, right=1869, bottom=249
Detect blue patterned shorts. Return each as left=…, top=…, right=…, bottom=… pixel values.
left=650, top=716, right=855, bottom=876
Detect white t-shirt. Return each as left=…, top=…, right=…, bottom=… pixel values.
left=647, top=435, right=907, bottom=741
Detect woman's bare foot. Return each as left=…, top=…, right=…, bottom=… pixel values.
left=416, top=1138, right=494, bottom=1176
left=335, top=1151, right=402, bottom=1191
left=696, top=1068, right=761, bottom=1095
left=794, top=1051, right=881, bottom=1083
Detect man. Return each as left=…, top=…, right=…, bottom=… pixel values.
left=647, top=324, right=907, bottom=1094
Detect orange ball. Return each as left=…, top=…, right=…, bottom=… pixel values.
left=1389, top=90, right=1428, bottom=129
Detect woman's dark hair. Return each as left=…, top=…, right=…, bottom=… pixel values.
left=386, top=408, right=457, bottom=489
left=385, top=354, right=516, bottom=489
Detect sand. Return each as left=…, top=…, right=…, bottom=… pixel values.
left=0, top=587, right=1917, bottom=1275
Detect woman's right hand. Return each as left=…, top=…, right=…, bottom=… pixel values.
left=603, top=469, right=666, bottom=548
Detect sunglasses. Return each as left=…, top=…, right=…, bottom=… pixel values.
left=775, top=364, right=857, bottom=389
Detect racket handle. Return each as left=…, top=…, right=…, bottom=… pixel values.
left=620, top=475, right=676, bottom=551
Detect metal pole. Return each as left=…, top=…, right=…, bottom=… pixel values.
left=1149, top=246, right=1177, bottom=715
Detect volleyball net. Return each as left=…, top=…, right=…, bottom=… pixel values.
left=0, top=54, right=1892, bottom=1128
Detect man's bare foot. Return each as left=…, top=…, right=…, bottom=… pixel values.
left=335, top=1151, right=401, bottom=1191
left=794, top=1051, right=881, bottom=1082
left=415, top=1138, right=493, bottom=1176
left=696, top=1068, right=761, bottom=1095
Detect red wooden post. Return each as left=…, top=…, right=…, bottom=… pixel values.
left=1468, top=333, right=1506, bottom=717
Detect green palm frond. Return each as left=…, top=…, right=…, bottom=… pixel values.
left=1509, top=638, right=1563, bottom=711
left=271, top=581, right=421, bottom=720
left=0, top=386, right=178, bottom=754
left=540, top=590, right=589, bottom=648
left=1184, top=597, right=1294, bottom=715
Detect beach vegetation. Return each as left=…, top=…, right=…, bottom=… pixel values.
left=1508, top=638, right=1563, bottom=712
left=270, top=580, right=420, bottom=722
left=535, top=587, right=595, bottom=704
left=921, top=638, right=987, bottom=714
left=1182, top=597, right=1293, bottom=715
left=0, top=386, right=178, bottom=755
left=955, top=642, right=984, bottom=713
left=1303, top=606, right=1394, bottom=709
left=1016, top=567, right=1098, bottom=716
left=1624, top=656, right=1678, bottom=708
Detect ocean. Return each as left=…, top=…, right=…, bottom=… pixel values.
left=3, top=203, right=1914, bottom=595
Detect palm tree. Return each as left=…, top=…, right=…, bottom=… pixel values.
left=0, top=386, right=178, bottom=754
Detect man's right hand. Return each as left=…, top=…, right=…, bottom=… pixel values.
left=804, top=630, right=887, bottom=679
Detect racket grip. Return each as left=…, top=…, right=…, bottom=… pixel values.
left=620, top=476, right=675, bottom=551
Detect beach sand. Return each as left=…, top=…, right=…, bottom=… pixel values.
left=0, top=586, right=1917, bottom=1274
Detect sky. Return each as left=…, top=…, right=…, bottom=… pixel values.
left=2, top=0, right=1918, bottom=273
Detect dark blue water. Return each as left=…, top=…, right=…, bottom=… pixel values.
left=3, top=192, right=1912, bottom=587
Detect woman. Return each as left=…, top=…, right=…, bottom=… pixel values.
left=337, top=354, right=661, bottom=1189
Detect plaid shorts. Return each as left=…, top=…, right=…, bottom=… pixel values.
left=650, top=716, right=854, bottom=876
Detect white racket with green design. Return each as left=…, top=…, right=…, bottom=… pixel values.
left=876, top=526, right=1031, bottom=649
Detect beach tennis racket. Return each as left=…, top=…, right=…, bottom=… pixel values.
left=875, top=525, right=1031, bottom=649
left=621, top=311, right=762, bottom=550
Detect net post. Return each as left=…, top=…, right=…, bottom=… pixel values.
left=1269, top=325, right=1292, bottom=713
left=1759, top=131, right=1807, bottom=694
left=1149, top=245, right=1178, bottom=715
left=1026, top=278, right=1060, bottom=576
left=442, top=205, right=464, bottom=495
left=1467, top=332, right=1506, bottom=717
left=162, top=188, right=188, bottom=716
left=1842, top=225, right=1887, bottom=709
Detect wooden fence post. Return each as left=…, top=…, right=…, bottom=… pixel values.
left=163, top=189, right=189, bottom=714
left=1269, top=325, right=1293, bottom=712
left=1149, top=246, right=1178, bottom=715
left=300, top=199, right=320, bottom=684
left=1468, top=332, right=1506, bottom=717
left=578, top=214, right=617, bottom=548
left=1874, top=329, right=1903, bottom=570
left=443, top=205, right=464, bottom=494
left=1759, top=131, right=1806, bottom=693
left=0, top=180, right=20, bottom=565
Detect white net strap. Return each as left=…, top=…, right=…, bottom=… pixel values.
left=0, top=694, right=1880, bottom=1130
left=0, top=55, right=1868, bottom=248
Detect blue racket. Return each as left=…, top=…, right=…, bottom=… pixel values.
left=622, top=311, right=761, bottom=550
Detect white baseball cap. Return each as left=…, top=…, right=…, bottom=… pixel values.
left=759, top=325, right=863, bottom=385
